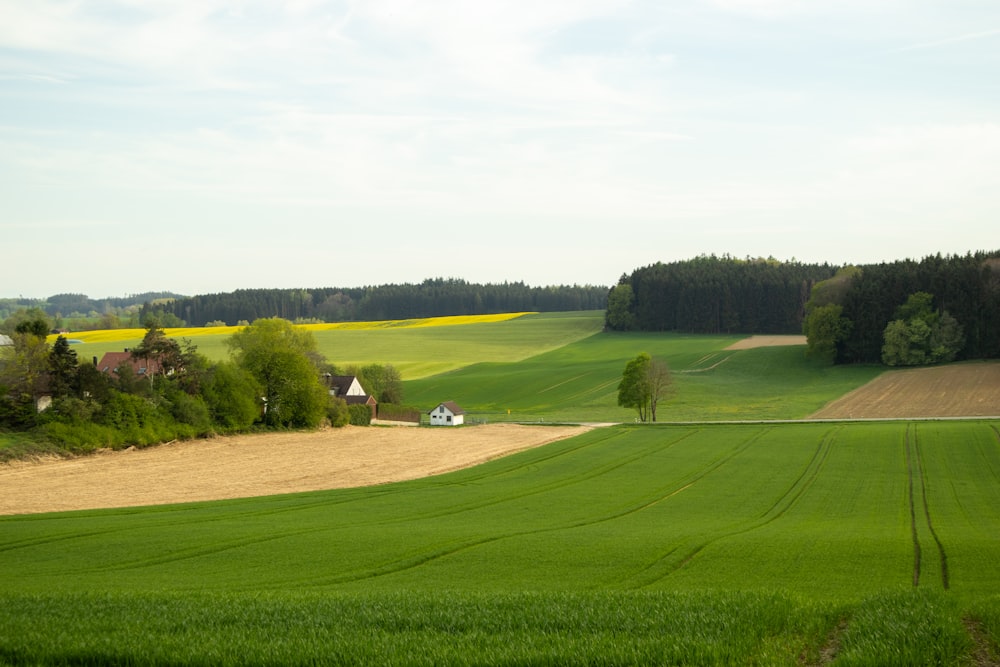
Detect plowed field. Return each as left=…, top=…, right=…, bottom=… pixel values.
left=810, top=362, right=1000, bottom=419
left=0, top=424, right=591, bottom=515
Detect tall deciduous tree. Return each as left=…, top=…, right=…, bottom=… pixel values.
left=605, top=281, right=636, bottom=331
left=226, top=318, right=328, bottom=428
left=617, top=353, right=672, bottom=422
left=803, top=304, right=852, bottom=364
left=881, top=293, right=965, bottom=366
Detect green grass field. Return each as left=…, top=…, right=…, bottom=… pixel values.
left=66, top=311, right=606, bottom=379
left=5, top=312, right=999, bottom=664
left=2, top=421, right=999, bottom=664
left=405, top=330, right=885, bottom=422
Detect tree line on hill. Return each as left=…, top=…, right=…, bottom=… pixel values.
left=606, top=255, right=838, bottom=335
left=0, top=293, right=182, bottom=331
left=804, top=251, right=1000, bottom=364
left=0, top=318, right=404, bottom=457
left=144, top=280, right=609, bottom=327
left=607, top=251, right=1000, bottom=365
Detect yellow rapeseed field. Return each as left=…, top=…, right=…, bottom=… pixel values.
left=54, top=313, right=533, bottom=344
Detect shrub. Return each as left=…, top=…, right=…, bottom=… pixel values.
left=326, top=397, right=350, bottom=427
left=348, top=404, right=372, bottom=426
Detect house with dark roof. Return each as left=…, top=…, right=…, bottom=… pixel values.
left=325, top=374, right=377, bottom=418
left=429, top=401, right=464, bottom=426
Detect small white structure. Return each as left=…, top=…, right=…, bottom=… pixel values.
left=429, top=401, right=465, bottom=426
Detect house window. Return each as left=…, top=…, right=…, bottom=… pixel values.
left=447, top=416, right=452, bottom=422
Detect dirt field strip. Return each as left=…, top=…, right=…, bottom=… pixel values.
left=0, top=424, right=592, bottom=516
left=725, top=335, right=807, bottom=350
left=811, top=362, right=1000, bottom=419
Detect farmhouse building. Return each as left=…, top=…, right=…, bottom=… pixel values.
left=96, top=350, right=163, bottom=377
left=429, top=401, right=464, bottom=426
left=325, top=374, right=377, bottom=418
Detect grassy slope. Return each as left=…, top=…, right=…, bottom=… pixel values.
left=405, top=331, right=885, bottom=422
left=2, top=422, right=998, bottom=664
left=67, top=311, right=605, bottom=379
left=3, top=422, right=998, bottom=599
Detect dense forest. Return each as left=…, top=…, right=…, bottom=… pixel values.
left=607, top=252, right=1000, bottom=364
left=830, top=252, right=1000, bottom=363
left=145, top=280, right=609, bottom=327
left=606, top=256, right=838, bottom=334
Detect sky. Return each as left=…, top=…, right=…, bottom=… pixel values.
left=1, top=1, right=998, bottom=299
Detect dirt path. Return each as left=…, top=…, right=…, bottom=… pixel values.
left=0, top=424, right=592, bottom=516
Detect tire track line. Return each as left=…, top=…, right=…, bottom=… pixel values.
left=914, top=424, right=949, bottom=590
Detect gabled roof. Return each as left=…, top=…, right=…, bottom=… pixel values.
left=326, top=375, right=366, bottom=395
left=97, top=351, right=162, bottom=376
left=428, top=401, right=464, bottom=415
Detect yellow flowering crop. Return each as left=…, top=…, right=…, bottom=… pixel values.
left=52, top=313, right=533, bottom=344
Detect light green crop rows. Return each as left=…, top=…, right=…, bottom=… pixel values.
left=2, top=422, right=999, bottom=664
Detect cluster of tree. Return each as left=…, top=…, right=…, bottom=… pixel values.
left=803, top=252, right=1000, bottom=365
left=606, top=256, right=837, bottom=334
left=0, top=317, right=402, bottom=453
left=0, top=293, right=184, bottom=331
left=146, top=279, right=609, bottom=327
left=617, top=353, right=673, bottom=422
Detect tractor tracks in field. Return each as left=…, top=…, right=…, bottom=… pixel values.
left=623, top=425, right=841, bottom=589
left=906, top=423, right=949, bottom=590
left=317, top=426, right=768, bottom=587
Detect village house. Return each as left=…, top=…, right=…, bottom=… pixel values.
left=428, top=401, right=464, bottom=426
left=95, top=350, right=164, bottom=377
left=325, top=374, right=377, bottom=419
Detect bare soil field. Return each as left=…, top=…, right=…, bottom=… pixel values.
left=0, top=424, right=592, bottom=516
left=725, top=335, right=807, bottom=350
left=810, top=362, right=1000, bottom=419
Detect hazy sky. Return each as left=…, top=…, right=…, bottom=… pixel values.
left=2, top=1, right=998, bottom=299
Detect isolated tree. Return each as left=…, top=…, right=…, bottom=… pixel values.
left=618, top=352, right=652, bottom=422
left=226, top=318, right=328, bottom=428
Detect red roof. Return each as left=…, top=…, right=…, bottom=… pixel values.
left=96, top=351, right=163, bottom=377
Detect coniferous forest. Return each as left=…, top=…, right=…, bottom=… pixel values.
left=146, top=280, right=609, bottom=327
left=606, top=252, right=1000, bottom=364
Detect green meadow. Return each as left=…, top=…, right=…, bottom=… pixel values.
left=3, top=422, right=1000, bottom=664
left=405, top=330, right=885, bottom=422
left=68, top=311, right=606, bottom=379
left=5, top=312, right=1000, bottom=664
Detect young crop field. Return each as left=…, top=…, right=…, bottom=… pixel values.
left=2, top=421, right=999, bottom=664
left=57, top=310, right=605, bottom=379
left=405, top=331, right=885, bottom=422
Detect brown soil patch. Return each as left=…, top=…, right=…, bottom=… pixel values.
left=725, top=335, right=807, bottom=350
left=811, top=362, right=1000, bottom=419
left=0, top=424, right=592, bottom=516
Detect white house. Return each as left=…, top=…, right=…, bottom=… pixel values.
left=429, top=401, right=465, bottom=426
